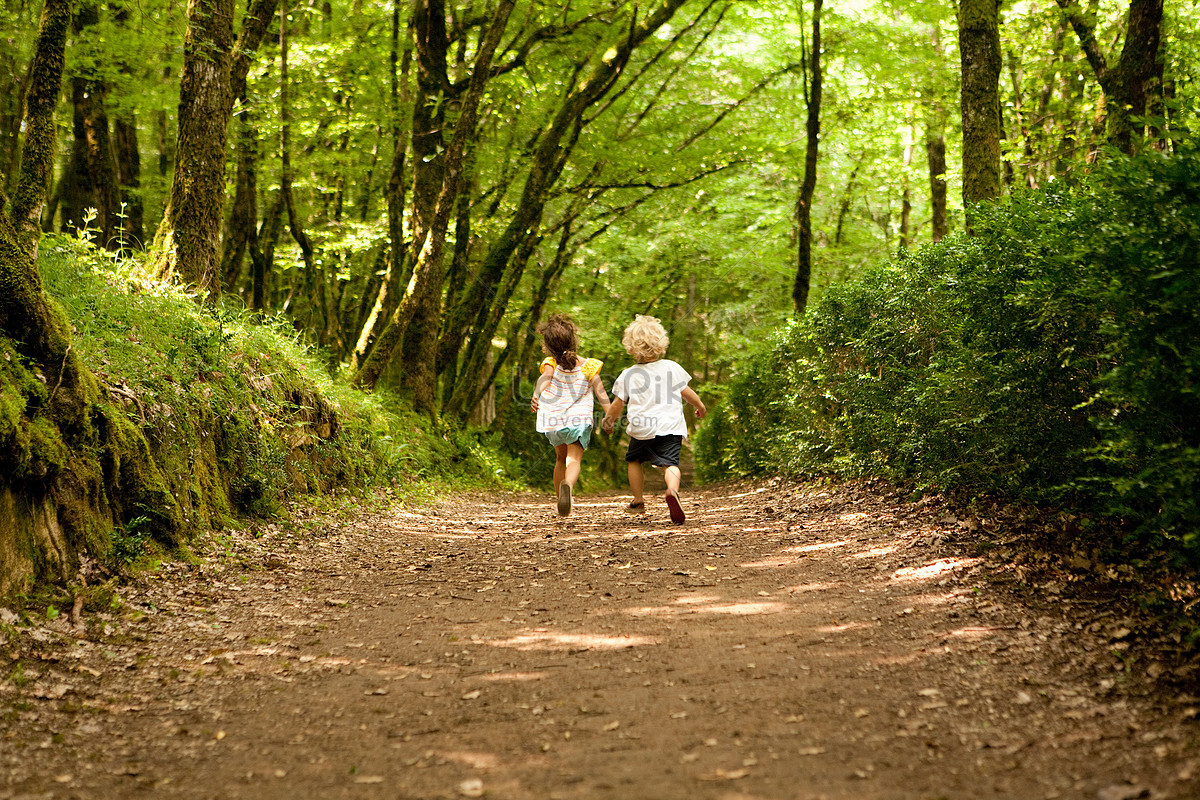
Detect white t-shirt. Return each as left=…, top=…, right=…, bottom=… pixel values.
left=611, top=359, right=691, bottom=440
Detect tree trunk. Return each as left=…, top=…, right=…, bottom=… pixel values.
left=834, top=157, right=861, bottom=247
left=926, top=131, right=949, bottom=242
left=154, top=0, right=236, bottom=293
left=958, top=0, right=1003, bottom=214
left=10, top=0, right=70, bottom=244
left=1055, top=0, right=1163, bottom=155
left=114, top=115, right=144, bottom=250
left=1, top=0, right=86, bottom=403
left=65, top=68, right=120, bottom=247
left=350, top=2, right=412, bottom=373
left=278, top=0, right=324, bottom=338
left=219, top=0, right=279, bottom=294
left=793, top=0, right=822, bottom=316
left=899, top=115, right=914, bottom=252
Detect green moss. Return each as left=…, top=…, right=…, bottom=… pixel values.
left=4, top=234, right=513, bottom=597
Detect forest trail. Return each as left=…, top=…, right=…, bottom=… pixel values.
left=2, top=481, right=1196, bottom=800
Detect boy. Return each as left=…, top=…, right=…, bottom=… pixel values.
left=601, top=315, right=706, bottom=523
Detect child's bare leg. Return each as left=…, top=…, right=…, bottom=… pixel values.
left=627, top=460, right=645, bottom=506
left=564, top=443, right=583, bottom=488
left=664, top=465, right=682, bottom=498
left=664, top=464, right=685, bottom=523
left=553, top=444, right=569, bottom=492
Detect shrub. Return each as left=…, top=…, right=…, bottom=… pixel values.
left=698, top=147, right=1200, bottom=563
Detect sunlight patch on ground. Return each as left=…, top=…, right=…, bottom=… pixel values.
left=892, top=557, right=981, bottom=582
left=687, top=601, right=788, bottom=616
left=486, top=631, right=660, bottom=651
left=850, top=544, right=900, bottom=559
left=674, top=593, right=723, bottom=605
left=946, top=626, right=1004, bottom=640
left=836, top=512, right=874, bottom=525
left=814, top=621, right=874, bottom=634
left=783, top=581, right=842, bottom=593
left=474, top=671, right=547, bottom=683
left=622, top=599, right=789, bottom=618
left=436, top=750, right=502, bottom=770
left=787, top=540, right=852, bottom=554
left=740, top=555, right=810, bottom=569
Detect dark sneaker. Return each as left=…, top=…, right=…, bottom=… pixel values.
left=557, top=483, right=572, bottom=517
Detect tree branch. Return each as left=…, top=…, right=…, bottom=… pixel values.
left=675, top=63, right=801, bottom=152
left=1053, top=0, right=1110, bottom=84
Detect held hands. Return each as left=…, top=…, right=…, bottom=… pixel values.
left=601, top=415, right=615, bottom=434
left=530, top=394, right=541, bottom=413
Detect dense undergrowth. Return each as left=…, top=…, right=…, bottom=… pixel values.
left=26, top=234, right=515, bottom=569
left=697, top=148, right=1200, bottom=592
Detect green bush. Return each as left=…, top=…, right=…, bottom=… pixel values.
left=698, top=147, right=1200, bottom=563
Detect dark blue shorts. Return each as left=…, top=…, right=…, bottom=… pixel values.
left=625, top=434, right=683, bottom=467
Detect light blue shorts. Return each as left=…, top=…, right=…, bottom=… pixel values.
left=546, top=424, right=593, bottom=449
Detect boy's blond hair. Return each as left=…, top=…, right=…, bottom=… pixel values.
left=622, top=315, right=669, bottom=363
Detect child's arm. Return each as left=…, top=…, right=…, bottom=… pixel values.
left=602, top=396, right=625, bottom=433
left=590, top=374, right=611, bottom=415
left=681, top=386, right=707, bottom=419
left=531, top=366, right=553, bottom=412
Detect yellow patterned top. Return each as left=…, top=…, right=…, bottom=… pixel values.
left=540, top=356, right=603, bottom=380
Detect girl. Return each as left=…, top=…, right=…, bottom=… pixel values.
left=531, top=314, right=611, bottom=516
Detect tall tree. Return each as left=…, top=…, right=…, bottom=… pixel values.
left=958, top=0, right=1003, bottom=211
left=353, top=0, right=517, bottom=412
left=793, top=0, right=822, bottom=315
left=154, top=0, right=236, bottom=292
left=1054, top=0, right=1164, bottom=154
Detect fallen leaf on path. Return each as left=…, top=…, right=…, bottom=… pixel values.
left=461, top=690, right=481, bottom=700
left=603, top=720, right=620, bottom=731
left=798, top=747, right=826, bottom=756
left=353, top=775, right=384, bottom=784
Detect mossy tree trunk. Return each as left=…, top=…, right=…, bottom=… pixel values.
left=958, top=0, right=1003, bottom=214
left=9, top=0, right=70, bottom=248
left=154, top=0, right=236, bottom=294
left=1, top=0, right=185, bottom=596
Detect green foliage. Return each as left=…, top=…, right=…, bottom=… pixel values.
left=699, top=147, right=1200, bottom=564
left=110, top=514, right=153, bottom=566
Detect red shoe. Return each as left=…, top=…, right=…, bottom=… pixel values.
left=665, top=492, right=685, bottom=524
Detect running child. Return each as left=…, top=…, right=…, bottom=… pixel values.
left=531, top=313, right=611, bottom=516
left=601, top=315, right=706, bottom=523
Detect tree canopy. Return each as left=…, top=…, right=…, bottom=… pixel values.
left=1, top=0, right=1195, bottom=429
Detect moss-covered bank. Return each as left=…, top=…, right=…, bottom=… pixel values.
left=1, top=235, right=510, bottom=596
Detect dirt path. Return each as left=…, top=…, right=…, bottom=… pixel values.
left=2, top=481, right=1196, bottom=800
